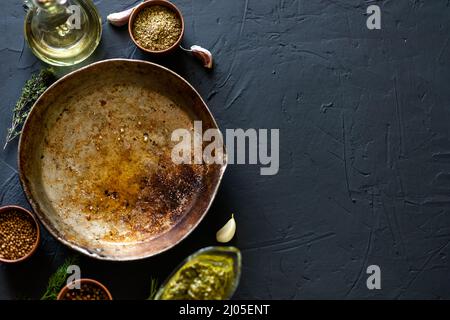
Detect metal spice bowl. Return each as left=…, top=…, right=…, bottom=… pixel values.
left=128, top=0, right=185, bottom=55
left=18, top=59, right=227, bottom=261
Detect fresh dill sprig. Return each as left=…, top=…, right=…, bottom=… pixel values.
left=4, top=68, right=55, bottom=149
left=147, top=278, right=159, bottom=300
left=40, top=255, right=79, bottom=300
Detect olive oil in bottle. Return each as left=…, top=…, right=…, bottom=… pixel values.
left=24, top=0, right=102, bottom=66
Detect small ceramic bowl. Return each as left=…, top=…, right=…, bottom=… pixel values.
left=0, top=205, right=40, bottom=264
left=128, top=0, right=185, bottom=55
left=57, top=278, right=113, bottom=300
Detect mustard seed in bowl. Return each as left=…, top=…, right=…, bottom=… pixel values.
left=132, top=5, right=182, bottom=52
left=0, top=208, right=38, bottom=261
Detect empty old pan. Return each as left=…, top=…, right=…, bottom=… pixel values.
left=18, top=59, right=227, bottom=261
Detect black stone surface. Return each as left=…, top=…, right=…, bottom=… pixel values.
left=1, top=0, right=450, bottom=300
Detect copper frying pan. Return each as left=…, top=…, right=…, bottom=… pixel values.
left=18, top=59, right=226, bottom=261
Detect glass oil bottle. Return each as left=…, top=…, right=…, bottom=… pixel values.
left=24, top=0, right=102, bottom=66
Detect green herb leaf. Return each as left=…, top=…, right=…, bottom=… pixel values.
left=4, top=68, right=56, bottom=149
left=147, top=278, right=159, bottom=300
left=40, top=255, right=79, bottom=300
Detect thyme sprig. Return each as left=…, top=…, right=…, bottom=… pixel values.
left=4, top=68, right=55, bottom=149
left=41, top=255, right=79, bottom=300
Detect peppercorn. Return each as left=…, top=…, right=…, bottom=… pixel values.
left=61, top=283, right=110, bottom=300
left=0, top=210, right=38, bottom=261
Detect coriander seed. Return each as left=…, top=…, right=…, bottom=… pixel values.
left=0, top=209, right=38, bottom=261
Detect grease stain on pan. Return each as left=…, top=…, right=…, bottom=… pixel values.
left=43, top=86, right=205, bottom=243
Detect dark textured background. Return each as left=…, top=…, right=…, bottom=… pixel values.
left=1, top=0, right=450, bottom=299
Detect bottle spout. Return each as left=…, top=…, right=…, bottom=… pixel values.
left=35, top=0, right=68, bottom=8
left=25, top=0, right=69, bottom=12
left=23, top=0, right=35, bottom=11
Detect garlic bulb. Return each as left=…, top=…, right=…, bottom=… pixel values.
left=216, top=214, right=236, bottom=243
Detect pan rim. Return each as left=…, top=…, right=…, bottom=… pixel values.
left=17, top=58, right=228, bottom=261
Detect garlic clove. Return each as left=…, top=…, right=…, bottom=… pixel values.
left=190, top=45, right=213, bottom=69
left=107, top=7, right=134, bottom=27
left=107, top=0, right=151, bottom=27
left=216, top=214, right=236, bottom=243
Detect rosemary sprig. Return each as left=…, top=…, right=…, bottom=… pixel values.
left=4, top=68, right=55, bottom=149
left=147, top=278, right=159, bottom=300
left=41, top=255, right=79, bottom=300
